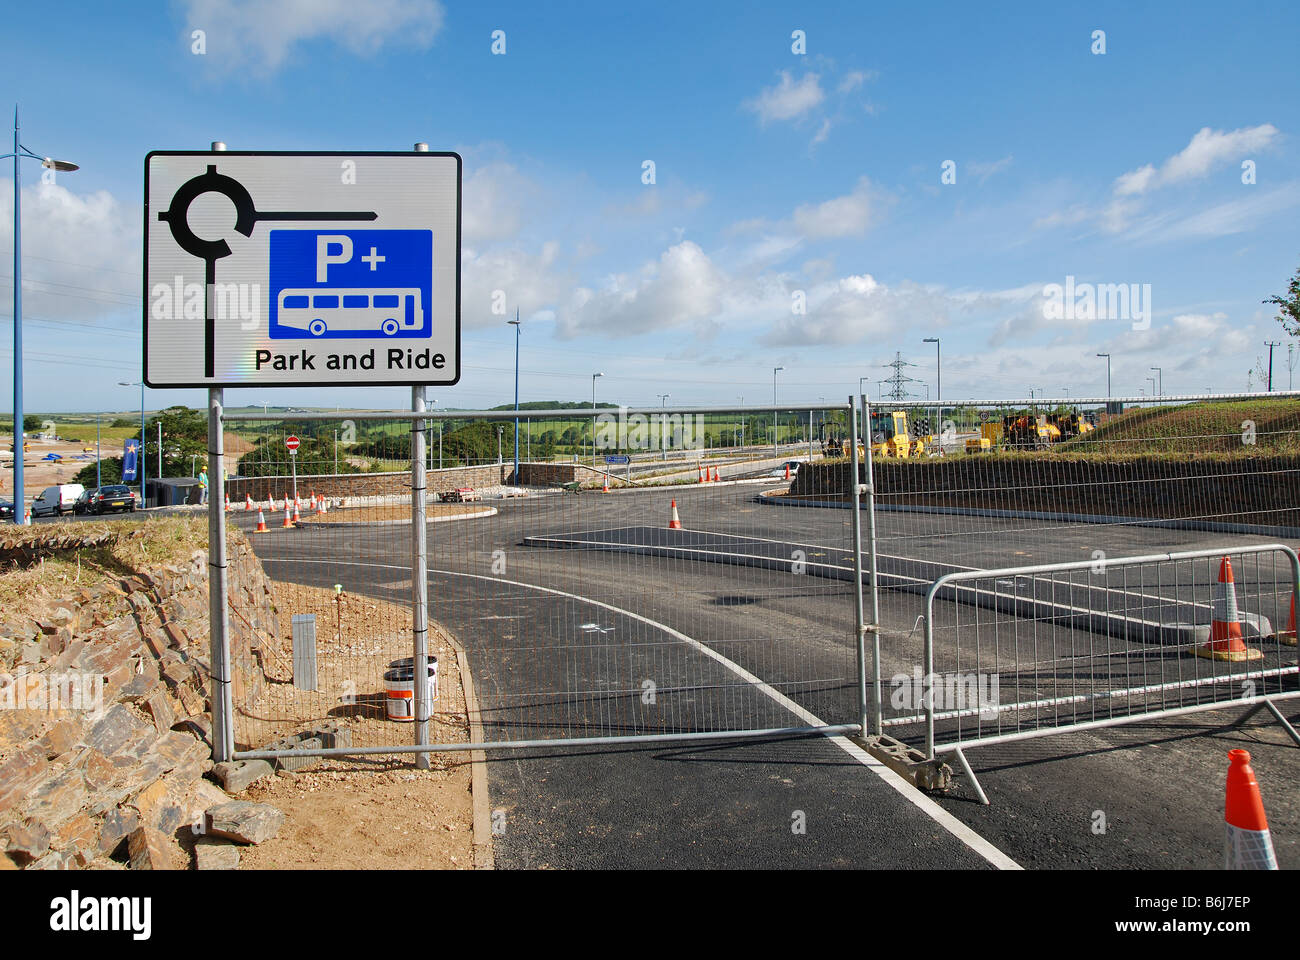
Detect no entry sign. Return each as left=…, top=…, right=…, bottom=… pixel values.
left=285, top=436, right=300, bottom=453
left=144, top=151, right=461, bottom=388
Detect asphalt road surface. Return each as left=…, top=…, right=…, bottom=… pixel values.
left=236, top=484, right=1299, bottom=869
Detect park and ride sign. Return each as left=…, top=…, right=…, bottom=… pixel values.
left=144, top=151, right=461, bottom=388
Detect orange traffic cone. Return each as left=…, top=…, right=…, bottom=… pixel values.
left=602, top=475, right=610, bottom=493
left=784, top=464, right=791, bottom=481
left=281, top=506, right=294, bottom=528
left=254, top=509, right=268, bottom=533
left=319, top=497, right=329, bottom=515
left=1225, top=749, right=1278, bottom=869
left=668, top=499, right=682, bottom=529
left=1194, top=558, right=1263, bottom=661
left=244, top=494, right=254, bottom=511
left=1280, top=589, right=1296, bottom=646
left=698, top=466, right=705, bottom=484
left=292, top=502, right=301, bottom=525
left=712, top=467, right=720, bottom=482
left=224, top=494, right=232, bottom=512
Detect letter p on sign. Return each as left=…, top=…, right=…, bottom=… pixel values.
left=316, top=234, right=354, bottom=281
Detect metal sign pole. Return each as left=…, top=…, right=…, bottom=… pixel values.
left=848, top=395, right=868, bottom=737
left=861, top=394, right=883, bottom=734
left=290, top=448, right=297, bottom=502
left=208, top=387, right=234, bottom=762
left=411, top=384, right=431, bottom=770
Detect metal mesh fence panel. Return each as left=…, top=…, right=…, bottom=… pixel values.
left=829, top=393, right=1300, bottom=737
left=916, top=546, right=1299, bottom=753
left=219, top=404, right=863, bottom=755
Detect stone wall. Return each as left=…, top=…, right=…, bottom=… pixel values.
left=786, top=455, right=1300, bottom=529
left=225, top=464, right=509, bottom=501
left=0, top=527, right=277, bottom=869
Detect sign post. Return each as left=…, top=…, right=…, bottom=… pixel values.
left=148, top=144, right=461, bottom=767
left=286, top=434, right=300, bottom=503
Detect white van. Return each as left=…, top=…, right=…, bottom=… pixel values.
left=31, top=483, right=85, bottom=518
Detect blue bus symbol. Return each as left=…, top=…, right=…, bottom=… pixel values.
left=269, top=229, right=432, bottom=340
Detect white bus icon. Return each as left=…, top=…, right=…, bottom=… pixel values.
left=276, top=288, right=423, bottom=337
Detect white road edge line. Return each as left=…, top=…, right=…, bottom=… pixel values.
left=263, top=555, right=1021, bottom=870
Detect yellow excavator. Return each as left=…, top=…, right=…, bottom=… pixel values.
left=869, top=410, right=927, bottom=458
left=822, top=409, right=928, bottom=459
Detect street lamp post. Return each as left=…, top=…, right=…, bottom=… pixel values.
left=1150, top=366, right=1162, bottom=397
left=6, top=106, right=78, bottom=523
left=591, top=372, right=604, bottom=465
left=1147, top=377, right=1157, bottom=397
left=923, top=337, right=941, bottom=455
left=508, top=312, right=521, bottom=482
left=737, top=396, right=745, bottom=451
left=772, top=365, right=784, bottom=457
left=1096, top=353, right=1112, bottom=409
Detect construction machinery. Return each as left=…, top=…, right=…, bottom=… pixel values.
left=821, top=409, right=930, bottom=459
left=869, top=410, right=922, bottom=459
left=965, top=421, right=1002, bottom=454
left=1001, top=414, right=1061, bottom=450
left=1045, top=412, right=1094, bottom=439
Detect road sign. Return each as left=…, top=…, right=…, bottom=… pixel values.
left=144, top=151, right=461, bottom=388
left=604, top=455, right=630, bottom=465
left=285, top=436, right=300, bottom=453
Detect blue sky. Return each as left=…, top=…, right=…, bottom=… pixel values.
left=3, top=0, right=1299, bottom=412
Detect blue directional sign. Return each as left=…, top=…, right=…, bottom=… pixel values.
left=604, top=455, right=631, bottom=465
left=269, top=229, right=432, bottom=340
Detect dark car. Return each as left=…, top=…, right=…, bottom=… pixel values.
left=81, top=485, right=137, bottom=515
left=0, top=499, right=13, bottom=520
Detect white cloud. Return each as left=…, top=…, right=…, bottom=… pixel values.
left=1113, top=124, right=1278, bottom=196
left=792, top=178, right=876, bottom=238
left=555, top=242, right=724, bottom=338
left=764, top=275, right=996, bottom=347
left=744, top=71, right=825, bottom=125
left=967, top=155, right=1014, bottom=184
left=462, top=163, right=537, bottom=245
left=0, top=181, right=139, bottom=324
left=837, top=71, right=872, bottom=94
left=461, top=241, right=569, bottom=329
left=180, top=0, right=444, bottom=74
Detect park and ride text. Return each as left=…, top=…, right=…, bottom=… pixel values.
left=254, top=348, right=446, bottom=372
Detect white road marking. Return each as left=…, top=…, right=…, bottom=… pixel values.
left=263, top=554, right=1020, bottom=869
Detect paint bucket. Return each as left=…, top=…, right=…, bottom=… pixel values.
left=383, top=656, right=438, bottom=722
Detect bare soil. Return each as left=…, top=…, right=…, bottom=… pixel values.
left=235, top=582, right=475, bottom=870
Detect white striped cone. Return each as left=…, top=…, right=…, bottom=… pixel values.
left=668, top=499, right=682, bottom=530
left=1225, top=749, right=1278, bottom=869
left=254, top=509, right=268, bottom=533
left=1195, top=558, right=1262, bottom=661
left=244, top=494, right=254, bottom=511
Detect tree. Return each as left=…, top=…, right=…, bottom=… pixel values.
left=1265, top=260, right=1300, bottom=337
left=145, top=406, right=207, bottom=478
